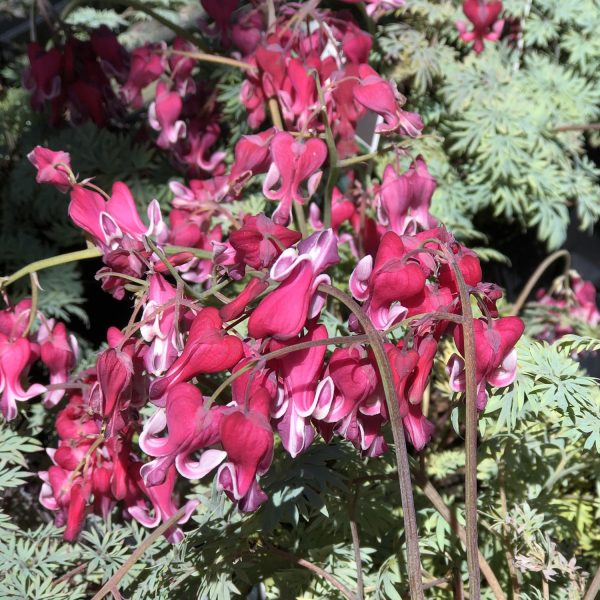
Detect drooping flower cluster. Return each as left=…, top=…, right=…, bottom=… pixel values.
left=24, top=26, right=129, bottom=126
left=13, top=6, right=527, bottom=546
left=0, top=299, right=77, bottom=421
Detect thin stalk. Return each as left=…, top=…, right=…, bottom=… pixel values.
left=552, top=123, right=600, bottom=133
left=23, top=273, right=39, bottom=337
left=166, top=49, right=254, bottom=71
left=583, top=566, right=600, bottom=600
left=319, top=283, right=424, bottom=600
left=442, top=248, right=480, bottom=598
left=293, top=202, right=308, bottom=238
left=91, top=506, right=189, bottom=600
left=263, top=541, right=355, bottom=600
left=268, top=98, right=284, bottom=130
left=509, top=250, right=571, bottom=316
left=499, top=443, right=520, bottom=599
left=164, top=245, right=213, bottom=259
left=349, top=485, right=365, bottom=600
left=1, top=248, right=102, bottom=289
left=417, top=476, right=506, bottom=600
left=542, top=578, right=549, bottom=600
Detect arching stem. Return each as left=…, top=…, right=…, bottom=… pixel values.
left=318, top=283, right=424, bottom=600
left=441, top=248, right=480, bottom=598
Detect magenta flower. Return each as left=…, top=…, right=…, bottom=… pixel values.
left=268, top=324, right=328, bottom=457
left=228, top=128, right=275, bottom=195
left=349, top=231, right=426, bottom=330
left=353, top=65, right=424, bottom=136
left=90, top=26, right=129, bottom=83
left=0, top=335, right=46, bottom=421
left=28, top=146, right=73, bottom=192
left=447, top=316, right=524, bottom=410
left=222, top=213, right=301, bottom=278
left=140, top=274, right=182, bottom=376
left=95, top=347, right=133, bottom=421
left=376, top=158, right=437, bottom=235
left=38, top=320, right=78, bottom=408
left=148, top=81, right=186, bottom=149
left=121, top=45, right=165, bottom=108
left=127, top=463, right=198, bottom=544
left=219, top=277, right=269, bottom=322
left=140, top=383, right=226, bottom=485
left=457, top=0, right=504, bottom=54
left=23, top=42, right=62, bottom=110
left=263, top=131, right=327, bottom=225
left=387, top=343, right=435, bottom=450
left=315, top=345, right=378, bottom=425
left=217, top=387, right=274, bottom=509
left=150, top=307, right=244, bottom=404
left=69, top=182, right=163, bottom=251
left=248, top=230, right=340, bottom=340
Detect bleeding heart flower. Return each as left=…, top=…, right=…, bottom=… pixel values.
left=148, top=81, right=186, bottom=149
left=349, top=231, right=427, bottom=330
left=127, top=463, right=198, bottom=543
left=28, top=146, right=74, bottom=192
left=263, top=132, right=327, bottom=225
left=353, top=65, right=424, bottom=136
left=457, top=0, right=504, bottom=54
left=0, top=335, right=46, bottom=421
left=376, top=158, right=437, bottom=235
left=38, top=320, right=78, bottom=408
left=140, top=383, right=226, bottom=485
left=447, top=316, right=524, bottom=410
left=150, top=307, right=244, bottom=404
left=248, top=230, right=339, bottom=340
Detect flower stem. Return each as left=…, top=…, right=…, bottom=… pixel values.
left=319, top=283, right=424, bottom=600
left=91, top=505, right=189, bottom=600
left=416, top=475, right=506, bottom=600
left=262, top=540, right=356, bottom=600
left=509, top=249, right=571, bottom=316
left=164, top=245, right=213, bottom=259
left=442, top=248, right=480, bottom=598
left=0, top=247, right=102, bottom=290
left=583, top=565, right=600, bottom=600
left=348, top=485, right=365, bottom=600
left=23, top=273, right=39, bottom=337
left=166, top=49, right=254, bottom=71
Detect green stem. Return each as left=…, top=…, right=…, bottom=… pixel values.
left=337, top=151, right=378, bottom=169
left=23, top=273, right=39, bottom=337
left=166, top=49, right=254, bottom=71
left=164, top=245, right=214, bottom=259
left=319, top=283, right=424, bottom=600
left=442, top=248, right=481, bottom=598
left=0, top=248, right=102, bottom=289
left=509, top=250, right=571, bottom=317
left=293, top=202, right=308, bottom=238
left=145, top=237, right=202, bottom=300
